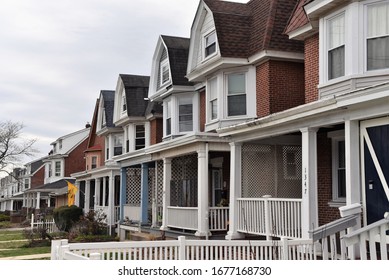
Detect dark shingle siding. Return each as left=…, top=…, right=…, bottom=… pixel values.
left=119, top=74, right=150, bottom=117
left=101, top=90, right=115, bottom=128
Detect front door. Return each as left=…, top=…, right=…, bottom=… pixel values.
left=361, top=118, right=389, bottom=225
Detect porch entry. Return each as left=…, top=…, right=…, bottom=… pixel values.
left=361, top=117, right=389, bottom=225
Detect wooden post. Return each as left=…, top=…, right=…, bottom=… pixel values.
left=263, top=195, right=272, bottom=240
left=281, top=238, right=289, bottom=260
left=178, top=236, right=186, bottom=260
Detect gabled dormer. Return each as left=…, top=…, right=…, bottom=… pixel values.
left=148, top=35, right=198, bottom=139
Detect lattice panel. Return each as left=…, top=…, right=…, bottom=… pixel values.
left=126, top=168, right=141, bottom=206
left=148, top=167, right=155, bottom=205
left=156, top=160, right=164, bottom=205
left=171, top=154, right=198, bottom=206
left=241, top=144, right=302, bottom=199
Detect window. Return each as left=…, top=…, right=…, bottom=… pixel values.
left=166, top=100, right=172, bottom=136
left=91, top=156, right=97, bottom=169
left=328, top=13, right=345, bottom=79
left=55, top=161, right=61, bottom=177
left=48, top=163, right=52, bottom=177
left=204, top=31, right=216, bottom=58
left=178, top=98, right=193, bottom=132
left=122, top=91, right=127, bottom=113
left=135, top=125, right=146, bottom=150
left=160, top=59, right=170, bottom=85
left=24, top=179, right=29, bottom=190
left=227, top=73, right=246, bottom=116
left=113, top=134, right=123, bottom=156
left=208, top=78, right=218, bottom=120
left=329, top=131, right=346, bottom=203
left=101, top=108, right=106, bottom=127
left=367, top=2, right=389, bottom=70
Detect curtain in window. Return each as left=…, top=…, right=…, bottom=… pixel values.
left=209, top=78, right=218, bottom=120
left=367, top=3, right=389, bottom=70
left=179, top=103, right=193, bottom=132
left=328, top=14, right=345, bottom=79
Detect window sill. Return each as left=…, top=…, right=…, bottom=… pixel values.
left=328, top=200, right=346, bottom=208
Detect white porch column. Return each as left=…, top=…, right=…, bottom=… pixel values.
left=36, top=192, right=41, bottom=209
left=103, top=177, right=107, bottom=207
left=226, top=142, right=244, bottom=240
left=95, top=178, right=101, bottom=206
left=160, top=158, right=171, bottom=231
left=75, top=181, right=80, bottom=206
left=196, top=143, right=210, bottom=237
left=300, top=127, right=319, bottom=239
left=345, top=119, right=362, bottom=258
left=22, top=193, right=26, bottom=207
left=85, top=180, right=91, bottom=213
left=108, top=172, right=115, bottom=234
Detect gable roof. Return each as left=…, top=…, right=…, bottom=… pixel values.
left=202, top=0, right=303, bottom=58
left=120, top=74, right=150, bottom=117
left=284, top=0, right=313, bottom=35
left=101, top=90, right=115, bottom=128
left=161, top=35, right=193, bottom=86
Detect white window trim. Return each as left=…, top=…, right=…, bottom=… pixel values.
left=160, top=59, right=170, bottom=87
left=328, top=130, right=346, bottom=206
left=121, top=90, right=127, bottom=115
left=207, top=77, right=218, bottom=122
left=224, top=70, right=248, bottom=119
left=202, top=29, right=218, bottom=61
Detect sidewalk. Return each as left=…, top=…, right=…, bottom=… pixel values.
left=0, top=253, right=51, bottom=260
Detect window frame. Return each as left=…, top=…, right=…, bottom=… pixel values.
left=327, top=12, right=346, bottom=80
left=225, top=72, right=247, bottom=117
left=165, top=99, right=172, bottom=137
left=328, top=130, right=346, bottom=205
left=135, top=124, right=146, bottom=150
left=121, top=90, right=127, bottom=114
left=208, top=77, right=218, bottom=121
left=55, top=161, right=61, bottom=177
left=160, top=59, right=170, bottom=87
left=178, top=97, right=193, bottom=133
left=203, top=30, right=217, bottom=60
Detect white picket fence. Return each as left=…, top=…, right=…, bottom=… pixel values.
left=51, top=236, right=317, bottom=260
left=30, top=214, right=58, bottom=233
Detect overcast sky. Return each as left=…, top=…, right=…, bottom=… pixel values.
left=0, top=0, right=249, bottom=166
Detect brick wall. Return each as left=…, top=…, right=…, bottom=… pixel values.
left=199, top=89, right=206, bottom=132
left=257, top=60, right=304, bottom=117
left=304, top=34, right=319, bottom=103
left=317, top=130, right=340, bottom=225
left=150, top=118, right=163, bottom=145
left=65, top=138, right=88, bottom=177
left=31, top=167, right=45, bottom=188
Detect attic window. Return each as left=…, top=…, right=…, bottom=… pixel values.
left=122, top=91, right=127, bottom=113
left=160, top=59, right=170, bottom=86
left=205, top=31, right=217, bottom=58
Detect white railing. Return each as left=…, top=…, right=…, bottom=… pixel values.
left=237, top=197, right=302, bottom=239
left=342, top=215, right=389, bottom=260
left=51, top=237, right=317, bottom=260
left=31, top=214, right=58, bottom=233
left=167, top=207, right=198, bottom=231
left=209, top=207, right=229, bottom=231
left=123, top=205, right=141, bottom=222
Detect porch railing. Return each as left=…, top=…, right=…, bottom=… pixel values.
left=237, top=197, right=302, bottom=239
left=51, top=237, right=317, bottom=260
left=167, top=206, right=198, bottom=231
left=209, top=207, right=229, bottom=231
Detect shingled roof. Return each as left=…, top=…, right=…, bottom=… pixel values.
left=203, top=0, right=303, bottom=57
left=161, top=35, right=193, bottom=86
left=101, top=90, right=115, bottom=128
left=119, top=74, right=150, bottom=117
left=284, top=0, right=313, bottom=35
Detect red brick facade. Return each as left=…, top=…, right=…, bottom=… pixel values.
left=317, top=130, right=341, bottom=225
left=304, top=34, right=319, bottom=103
left=256, top=60, right=305, bottom=117
left=65, top=137, right=88, bottom=177
left=31, top=166, right=45, bottom=188
left=150, top=118, right=163, bottom=145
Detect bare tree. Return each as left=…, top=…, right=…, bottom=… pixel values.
left=0, top=120, right=38, bottom=174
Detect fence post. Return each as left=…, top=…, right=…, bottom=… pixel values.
left=31, top=214, right=34, bottom=230
left=263, top=195, right=272, bottom=240
left=178, top=236, right=186, bottom=260
left=281, top=238, right=289, bottom=260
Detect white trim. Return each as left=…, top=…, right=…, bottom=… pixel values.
left=328, top=130, right=346, bottom=204
left=160, top=58, right=170, bottom=88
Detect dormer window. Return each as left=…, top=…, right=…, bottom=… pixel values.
left=367, top=2, right=389, bottom=71
left=204, top=31, right=216, bottom=58
left=122, top=91, right=127, bottom=113
left=328, top=13, right=345, bottom=80
left=160, top=59, right=170, bottom=86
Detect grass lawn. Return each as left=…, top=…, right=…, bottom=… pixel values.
left=0, top=229, right=51, bottom=259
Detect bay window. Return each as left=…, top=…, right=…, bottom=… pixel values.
left=367, top=2, right=389, bottom=70
left=328, top=13, right=345, bottom=79
left=178, top=98, right=193, bottom=132
left=227, top=73, right=246, bottom=116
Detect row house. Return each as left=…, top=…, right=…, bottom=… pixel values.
left=216, top=0, right=389, bottom=240
left=107, top=0, right=306, bottom=240
left=0, top=168, right=26, bottom=211
left=24, top=125, right=90, bottom=211
left=72, top=91, right=121, bottom=234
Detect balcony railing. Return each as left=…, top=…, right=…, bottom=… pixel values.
left=237, top=196, right=302, bottom=239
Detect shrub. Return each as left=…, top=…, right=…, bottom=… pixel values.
left=0, top=213, right=10, bottom=222
left=53, top=206, right=83, bottom=232
left=68, top=209, right=110, bottom=242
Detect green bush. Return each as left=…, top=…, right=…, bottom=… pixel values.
left=53, top=206, right=83, bottom=232
left=0, top=213, right=10, bottom=222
